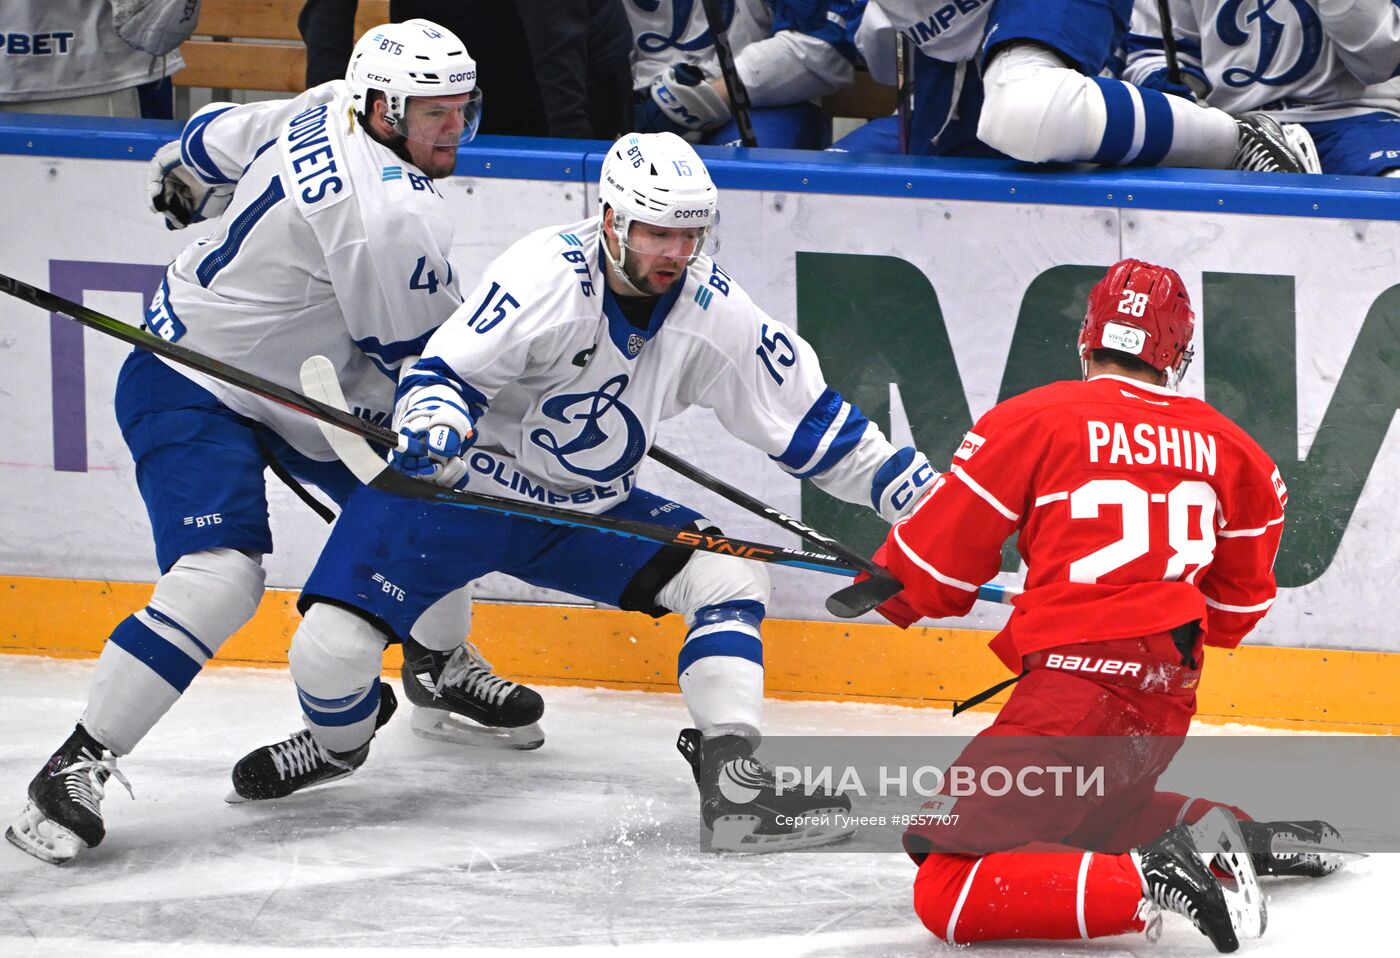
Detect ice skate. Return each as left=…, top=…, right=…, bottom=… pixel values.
left=7, top=724, right=132, bottom=865
left=1133, top=807, right=1266, bottom=953
left=401, top=636, right=544, bottom=750
left=228, top=684, right=397, bottom=802
left=1239, top=819, right=1356, bottom=877
left=1233, top=113, right=1314, bottom=173
left=677, top=728, right=855, bottom=853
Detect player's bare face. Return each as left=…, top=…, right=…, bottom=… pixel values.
left=621, top=223, right=703, bottom=295
left=401, top=93, right=479, bottom=178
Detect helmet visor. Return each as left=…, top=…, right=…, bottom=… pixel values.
left=395, top=90, right=483, bottom=149
left=619, top=213, right=720, bottom=261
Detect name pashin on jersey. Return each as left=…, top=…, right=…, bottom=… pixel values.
left=1087, top=420, right=1218, bottom=475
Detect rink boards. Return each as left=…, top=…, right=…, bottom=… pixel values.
left=2, top=115, right=1399, bottom=729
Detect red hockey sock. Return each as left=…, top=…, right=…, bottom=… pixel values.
left=913, top=850, right=1148, bottom=944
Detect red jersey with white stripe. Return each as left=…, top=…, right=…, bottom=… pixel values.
left=877, top=374, right=1285, bottom=672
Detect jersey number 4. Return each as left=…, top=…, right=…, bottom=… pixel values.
left=410, top=255, right=453, bottom=295
left=1068, top=478, right=1217, bottom=584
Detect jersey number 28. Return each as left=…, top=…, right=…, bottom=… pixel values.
left=1068, top=478, right=1217, bottom=584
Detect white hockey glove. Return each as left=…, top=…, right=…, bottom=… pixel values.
left=110, top=0, right=201, bottom=57
left=147, top=140, right=234, bottom=230
left=647, top=64, right=732, bottom=138
left=871, top=447, right=936, bottom=524
left=391, top=384, right=476, bottom=488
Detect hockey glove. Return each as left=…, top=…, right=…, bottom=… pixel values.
left=859, top=545, right=923, bottom=628
left=391, top=384, right=476, bottom=488
left=871, top=447, right=936, bottom=524
left=644, top=63, right=732, bottom=139
left=111, top=0, right=201, bottom=57
left=147, top=140, right=234, bottom=230
left=1135, top=67, right=1204, bottom=102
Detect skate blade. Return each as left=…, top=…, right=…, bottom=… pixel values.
left=1190, top=808, right=1267, bottom=941
left=707, top=807, right=858, bottom=854
left=6, top=802, right=84, bottom=865
left=409, top=707, right=544, bottom=751
left=223, top=768, right=356, bottom=804
left=1269, top=837, right=1367, bottom=865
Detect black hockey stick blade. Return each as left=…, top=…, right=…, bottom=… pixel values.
left=826, top=574, right=903, bottom=618
left=300, top=356, right=858, bottom=576
left=0, top=271, right=408, bottom=454
left=826, top=576, right=1022, bottom=619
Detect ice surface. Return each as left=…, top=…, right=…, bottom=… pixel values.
left=0, top=657, right=1390, bottom=956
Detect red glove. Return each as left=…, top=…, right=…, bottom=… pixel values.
left=863, top=544, right=923, bottom=629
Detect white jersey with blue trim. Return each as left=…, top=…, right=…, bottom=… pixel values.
left=864, top=0, right=994, bottom=65
left=0, top=0, right=184, bottom=103
left=400, top=216, right=901, bottom=515
left=1124, top=0, right=1400, bottom=122
left=626, top=1, right=858, bottom=106
left=147, top=81, right=463, bottom=461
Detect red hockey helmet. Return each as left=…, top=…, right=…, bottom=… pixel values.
left=1080, top=259, right=1196, bottom=387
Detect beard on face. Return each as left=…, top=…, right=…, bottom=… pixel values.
left=623, top=255, right=685, bottom=296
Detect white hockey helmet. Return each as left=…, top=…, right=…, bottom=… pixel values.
left=346, top=19, right=482, bottom=143
left=599, top=132, right=719, bottom=257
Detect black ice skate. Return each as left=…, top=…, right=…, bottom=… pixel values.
left=228, top=684, right=397, bottom=802
left=1233, top=113, right=1317, bottom=173
left=677, top=728, right=855, bottom=853
left=1239, top=819, right=1356, bottom=878
left=1133, top=808, right=1266, bottom=953
left=7, top=724, right=133, bottom=865
left=401, top=636, right=545, bottom=750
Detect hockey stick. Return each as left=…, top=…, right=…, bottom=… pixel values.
left=0, top=272, right=871, bottom=575
left=645, top=446, right=894, bottom=575
left=1155, top=0, right=1183, bottom=86
left=699, top=0, right=759, bottom=147
left=0, top=270, right=413, bottom=456
left=297, top=356, right=874, bottom=576
left=652, top=440, right=1022, bottom=616
left=896, top=34, right=911, bottom=155
left=0, top=272, right=1015, bottom=612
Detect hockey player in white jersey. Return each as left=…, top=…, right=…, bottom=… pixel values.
left=632, top=0, right=864, bottom=148
left=7, top=20, right=541, bottom=866
left=834, top=0, right=1315, bottom=172
left=234, top=131, right=937, bottom=850
left=1123, top=0, right=1400, bottom=176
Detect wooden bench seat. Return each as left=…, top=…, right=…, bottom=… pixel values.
left=175, top=0, right=389, bottom=94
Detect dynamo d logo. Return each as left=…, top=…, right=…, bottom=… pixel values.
left=530, top=374, right=647, bottom=482
left=1216, top=0, right=1322, bottom=88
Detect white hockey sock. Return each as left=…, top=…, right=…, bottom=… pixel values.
left=290, top=603, right=389, bottom=753
left=83, top=549, right=264, bottom=754
left=408, top=584, right=473, bottom=653
left=84, top=619, right=187, bottom=755
left=1157, top=98, right=1239, bottom=168
left=677, top=601, right=765, bottom=736
left=1086, top=77, right=1236, bottom=167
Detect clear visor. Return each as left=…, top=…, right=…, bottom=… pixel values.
left=618, top=212, right=720, bottom=261
left=392, top=90, right=483, bottom=148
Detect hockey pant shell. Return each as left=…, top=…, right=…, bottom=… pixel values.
left=300, top=483, right=770, bottom=732
left=115, top=348, right=359, bottom=572
left=908, top=631, right=1248, bottom=944
left=82, top=350, right=360, bottom=755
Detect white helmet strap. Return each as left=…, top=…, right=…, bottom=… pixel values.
left=602, top=210, right=650, bottom=297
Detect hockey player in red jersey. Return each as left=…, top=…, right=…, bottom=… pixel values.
left=868, top=259, right=1342, bottom=952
